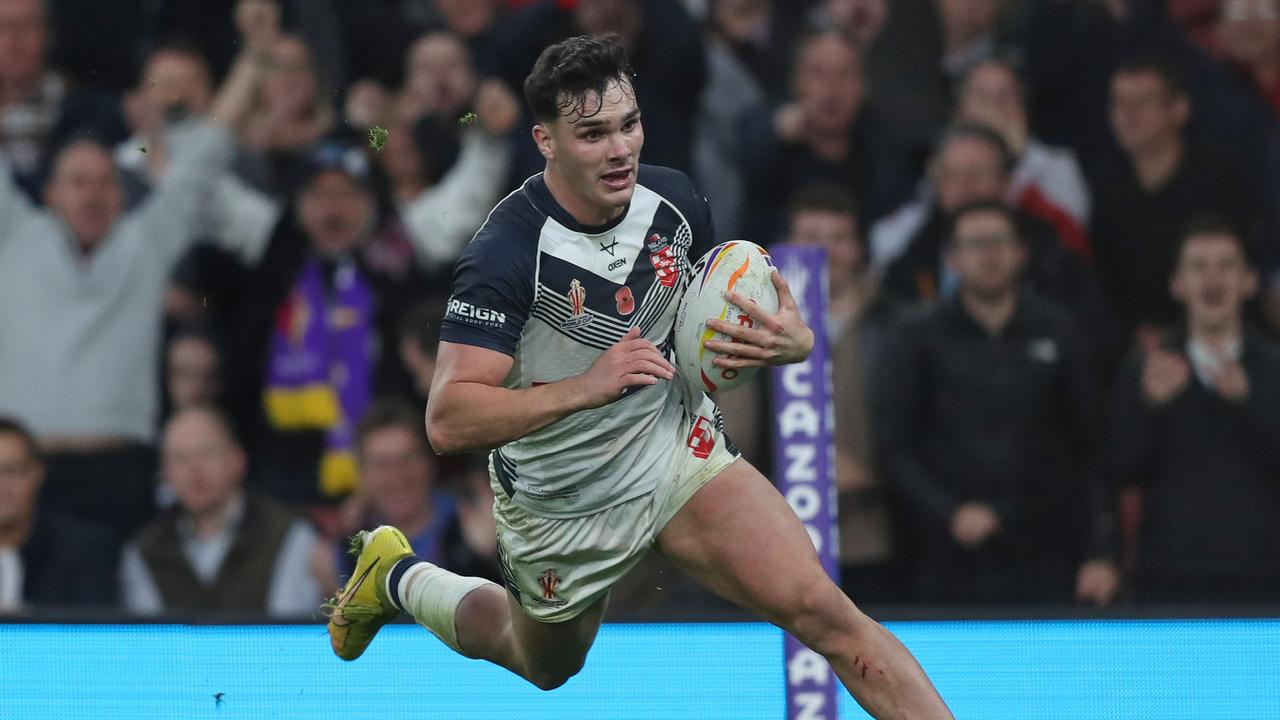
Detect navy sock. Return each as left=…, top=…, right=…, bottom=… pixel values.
left=386, top=556, right=422, bottom=612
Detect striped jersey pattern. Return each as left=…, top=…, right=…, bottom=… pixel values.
left=440, top=166, right=717, bottom=518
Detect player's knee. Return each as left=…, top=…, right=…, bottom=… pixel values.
left=780, top=577, right=859, bottom=654
left=525, top=662, right=584, bottom=692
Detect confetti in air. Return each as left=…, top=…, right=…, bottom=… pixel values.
left=367, top=126, right=389, bottom=152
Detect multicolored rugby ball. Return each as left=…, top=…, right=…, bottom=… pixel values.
left=673, top=240, right=779, bottom=394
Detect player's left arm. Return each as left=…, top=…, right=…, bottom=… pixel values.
left=678, top=170, right=813, bottom=368
left=703, top=270, right=815, bottom=369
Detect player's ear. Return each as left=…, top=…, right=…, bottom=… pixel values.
left=532, top=123, right=555, bottom=161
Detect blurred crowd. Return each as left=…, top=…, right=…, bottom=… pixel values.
left=0, top=0, right=1278, bottom=618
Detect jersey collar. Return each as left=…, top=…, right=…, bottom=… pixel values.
left=526, top=173, right=631, bottom=236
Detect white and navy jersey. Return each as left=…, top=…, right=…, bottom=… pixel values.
left=440, top=165, right=718, bottom=518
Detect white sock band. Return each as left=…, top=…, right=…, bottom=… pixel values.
left=397, top=562, right=492, bottom=652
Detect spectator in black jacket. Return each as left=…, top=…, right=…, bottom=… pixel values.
left=1108, top=218, right=1280, bottom=604
left=872, top=123, right=1111, bottom=352
left=0, top=417, right=118, bottom=612
left=1090, top=55, right=1258, bottom=347
left=872, top=201, right=1119, bottom=605
left=738, top=31, right=914, bottom=242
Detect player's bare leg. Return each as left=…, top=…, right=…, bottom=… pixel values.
left=657, top=459, right=953, bottom=719
left=328, top=525, right=604, bottom=690
left=448, top=584, right=608, bottom=690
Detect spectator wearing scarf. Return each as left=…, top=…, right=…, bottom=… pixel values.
left=229, top=139, right=420, bottom=509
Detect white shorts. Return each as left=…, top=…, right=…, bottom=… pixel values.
left=489, top=396, right=739, bottom=623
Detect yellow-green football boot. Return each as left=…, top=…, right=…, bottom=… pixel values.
left=322, top=525, right=414, bottom=661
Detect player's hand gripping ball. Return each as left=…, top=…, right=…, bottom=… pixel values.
left=673, top=241, right=779, bottom=393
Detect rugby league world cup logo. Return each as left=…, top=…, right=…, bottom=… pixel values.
left=561, top=279, right=593, bottom=330
left=536, top=568, right=567, bottom=608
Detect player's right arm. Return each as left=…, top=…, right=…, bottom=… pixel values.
left=426, top=328, right=673, bottom=454
left=427, top=207, right=672, bottom=455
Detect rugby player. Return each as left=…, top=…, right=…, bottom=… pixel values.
left=325, top=34, right=951, bottom=719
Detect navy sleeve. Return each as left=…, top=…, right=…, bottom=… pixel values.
left=638, top=165, right=718, bottom=261
left=438, top=214, right=537, bottom=357
left=688, top=183, right=718, bottom=261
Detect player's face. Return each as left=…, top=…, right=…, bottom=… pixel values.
left=539, top=78, right=643, bottom=223
left=297, top=171, right=374, bottom=258
left=933, top=137, right=1006, bottom=212
left=786, top=210, right=863, bottom=285
left=1172, top=234, right=1257, bottom=331
left=162, top=411, right=245, bottom=519
left=0, top=434, right=41, bottom=529
left=947, top=210, right=1025, bottom=299
left=358, top=427, right=433, bottom=524
left=43, top=142, right=124, bottom=248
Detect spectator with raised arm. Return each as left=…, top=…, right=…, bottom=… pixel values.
left=115, top=35, right=280, bottom=262
left=388, top=30, right=515, bottom=276
left=228, top=138, right=419, bottom=510
left=0, top=30, right=258, bottom=540
left=231, top=1, right=336, bottom=197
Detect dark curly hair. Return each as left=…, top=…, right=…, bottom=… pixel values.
left=523, top=34, right=637, bottom=123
